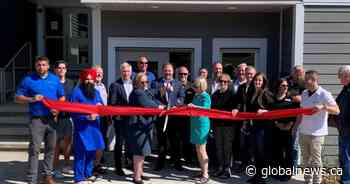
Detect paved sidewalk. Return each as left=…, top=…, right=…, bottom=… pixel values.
left=0, top=151, right=305, bottom=184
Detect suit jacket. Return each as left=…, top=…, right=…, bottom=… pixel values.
left=234, top=82, right=254, bottom=112
left=108, top=78, right=132, bottom=123
left=151, top=78, right=185, bottom=107
left=128, top=88, right=161, bottom=127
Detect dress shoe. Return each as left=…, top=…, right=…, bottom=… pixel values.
left=219, top=169, right=232, bottom=179
left=93, top=165, right=107, bottom=175
left=115, top=168, right=126, bottom=176
left=132, top=179, right=144, bottom=184
left=141, top=175, right=150, bottom=181
left=173, top=164, right=184, bottom=171
left=213, top=169, right=224, bottom=177
left=43, top=176, right=56, bottom=184
left=153, top=162, right=164, bottom=171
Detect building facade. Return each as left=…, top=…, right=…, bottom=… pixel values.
left=11, top=0, right=350, bottom=166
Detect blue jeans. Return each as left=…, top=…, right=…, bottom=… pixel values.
left=339, top=135, right=350, bottom=184
left=291, top=130, right=300, bottom=168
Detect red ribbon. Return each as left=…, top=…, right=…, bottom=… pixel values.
left=42, top=98, right=314, bottom=121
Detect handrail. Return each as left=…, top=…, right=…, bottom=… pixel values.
left=1, top=42, right=32, bottom=70
left=0, top=42, right=32, bottom=104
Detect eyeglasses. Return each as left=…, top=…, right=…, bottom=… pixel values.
left=179, top=73, right=188, bottom=76
left=140, top=81, right=149, bottom=84
left=219, top=80, right=229, bottom=84
left=57, top=67, right=66, bottom=70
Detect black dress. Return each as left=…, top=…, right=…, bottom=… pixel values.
left=270, top=96, right=299, bottom=181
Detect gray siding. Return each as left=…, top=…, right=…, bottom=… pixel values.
left=281, top=7, right=294, bottom=77
left=304, top=6, right=350, bottom=167
left=101, top=12, right=281, bottom=80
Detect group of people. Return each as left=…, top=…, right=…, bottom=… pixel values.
left=15, top=55, right=350, bottom=184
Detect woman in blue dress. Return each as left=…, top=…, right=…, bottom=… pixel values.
left=70, top=69, right=105, bottom=184
left=128, top=73, right=165, bottom=184
left=188, top=77, right=211, bottom=184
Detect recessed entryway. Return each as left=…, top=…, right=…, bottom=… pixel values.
left=212, top=38, right=267, bottom=76
left=108, top=37, right=202, bottom=85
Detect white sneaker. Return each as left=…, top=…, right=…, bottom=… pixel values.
left=87, top=175, right=103, bottom=182
left=52, top=170, right=64, bottom=179
left=74, top=181, right=89, bottom=184
left=62, top=166, right=74, bottom=175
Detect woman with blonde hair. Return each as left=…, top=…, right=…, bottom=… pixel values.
left=188, top=77, right=211, bottom=184
left=128, top=73, right=165, bottom=184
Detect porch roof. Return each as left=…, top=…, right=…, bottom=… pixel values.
left=80, top=0, right=300, bottom=12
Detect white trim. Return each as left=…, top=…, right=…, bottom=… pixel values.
left=91, top=6, right=102, bottom=66
left=292, top=3, right=304, bottom=67
left=303, top=0, right=350, bottom=5
left=304, top=2, right=350, bottom=5
left=108, top=37, right=202, bottom=86
left=82, top=0, right=299, bottom=5
left=212, top=38, right=268, bottom=74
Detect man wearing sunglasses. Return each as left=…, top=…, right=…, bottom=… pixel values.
left=132, top=56, right=156, bottom=83
left=177, top=66, right=195, bottom=165
left=52, top=60, right=75, bottom=178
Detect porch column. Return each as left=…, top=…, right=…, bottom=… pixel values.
left=91, top=6, right=102, bottom=67
left=292, top=3, right=304, bottom=66
left=36, top=5, right=45, bottom=56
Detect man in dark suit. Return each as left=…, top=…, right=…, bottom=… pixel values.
left=208, top=62, right=223, bottom=95
left=152, top=63, right=185, bottom=171
left=231, top=66, right=256, bottom=172
left=177, top=66, right=195, bottom=165
left=108, top=62, right=134, bottom=176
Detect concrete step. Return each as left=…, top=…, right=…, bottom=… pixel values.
left=0, top=127, right=29, bottom=136
left=0, top=141, right=29, bottom=151
left=0, top=138, right=46, bottom=151
left=0, top=103, right=28, bottom=113
left=0, top=116, right=29, bottom=125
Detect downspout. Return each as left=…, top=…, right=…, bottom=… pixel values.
left=279, top=7, right=284, bottom=78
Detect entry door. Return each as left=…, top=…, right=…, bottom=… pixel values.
left=221, top=49, right=256, bottom=79
left=212, top=38, right=267, bottom=76
left=116, top=48, right=193, bottom=79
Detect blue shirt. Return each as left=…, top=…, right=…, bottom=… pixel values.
left=15, top=72, right=65, bottom=117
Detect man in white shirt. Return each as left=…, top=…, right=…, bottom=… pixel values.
left=293, top=70, right=339, bottom=184
left=93, top=65, right=109, bottom=176
left=209, top=62, right=223, bottom=94
left=232, top=63, right=247, bottom=94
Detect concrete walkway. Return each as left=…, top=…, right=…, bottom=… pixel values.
left=0, top=151, right=305, bottom=184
